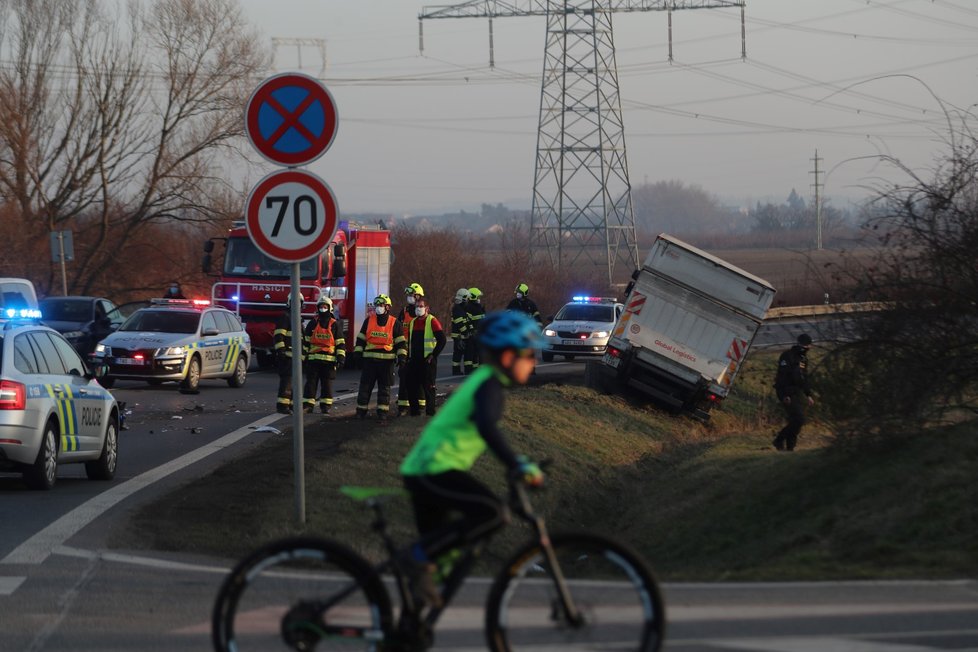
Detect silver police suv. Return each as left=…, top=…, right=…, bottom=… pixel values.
left=0, top=320, right=119, bottom=490
left=93, top=300, right=250, bottom=393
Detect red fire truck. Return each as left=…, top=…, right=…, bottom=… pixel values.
left=203, top=220, right=391, bottom=367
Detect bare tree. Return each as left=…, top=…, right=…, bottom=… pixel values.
left=0, top=0, right=268, bottom=295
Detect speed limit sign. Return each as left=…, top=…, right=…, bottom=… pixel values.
left=245, top=169, right=339, bottom=262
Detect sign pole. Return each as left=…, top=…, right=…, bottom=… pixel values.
left=58, top=231, right=68, bottom=296
left=290, top=263, right=306, bottom=524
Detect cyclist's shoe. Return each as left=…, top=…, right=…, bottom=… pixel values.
left=407, top=561, right=443, bottom=610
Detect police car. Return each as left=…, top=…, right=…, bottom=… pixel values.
left=92, top=300, right=250, bottom=393
left=0, top=317, right=119, bottom=490
left=542, top=296, right=624, bottom=362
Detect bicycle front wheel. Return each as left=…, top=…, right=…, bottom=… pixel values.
left=212, top=537, right=393, bottom=652
left=485, top=532, right=664, bottom=652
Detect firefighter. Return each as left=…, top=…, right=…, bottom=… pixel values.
left=273, top=293, right=303, bottom=415
left=353, top=294, right=407, bottom=422
left=404, top=297, right=446, bottom=416
left=397, top=282, right=425, bottom=415
left=506, top=283, right=543, bottom=325
left=450, top=288, right=470, bottom=375
left=302, top=296, right=346, bottom=415
left=773, top=333, right=815, bottom=452
left=464, top=287, right=486, bottom=372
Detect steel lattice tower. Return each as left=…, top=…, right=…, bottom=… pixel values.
left=420, top=0, right=745, bottom=286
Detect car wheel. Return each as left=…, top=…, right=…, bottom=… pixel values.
left=24, top=421, right=59, bottom=490
left=86, top=416, right=118, bottom=481
left=541, top=351, right=554, bottom=362
left=180, top=355, right=201, bottom=394
left=227, top=355, right=248, bottom=388
left=99, top=376, right=116, bottom=389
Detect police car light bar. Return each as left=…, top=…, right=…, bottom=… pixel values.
left=3, top=308, right=43, bottom=319
left=151, top=298, right=211, bottom=307
left=572, top=296, right=616, bottom=303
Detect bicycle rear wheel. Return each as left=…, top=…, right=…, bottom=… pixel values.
left=212, top=537, right=393, bottom=652
left=485, top=531, right=664, bottom=652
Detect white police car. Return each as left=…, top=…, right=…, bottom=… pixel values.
left=542, top=296, right=624, bottom=362
left=0, top=318, right=119, bottom=490
left=92, top=299, right=250, bottom=393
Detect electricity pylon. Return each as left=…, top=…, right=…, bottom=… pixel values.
left=419, top=0, right=745, bottom=286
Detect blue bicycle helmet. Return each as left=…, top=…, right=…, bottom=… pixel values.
left=478, top=310, right=543, bottom=351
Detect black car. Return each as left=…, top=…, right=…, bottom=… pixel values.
left=39, top=296, right=120, bottom=357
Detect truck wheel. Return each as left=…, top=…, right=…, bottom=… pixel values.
left=541, top=351, right=554, bottom=362
left=180, top=356, right=201, bottom=394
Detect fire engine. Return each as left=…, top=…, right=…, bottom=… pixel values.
left=202, top=220, right=391, bottom=367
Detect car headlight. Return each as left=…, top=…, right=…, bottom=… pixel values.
left=593, top=331, right=609, bottom=338
left=544, top=328, right=556, bottom=337
left=95, top=344, right=110, bottom=355
left=157, top=346, right=186, bottom=356
left=63, top=330, right=85, bottom=339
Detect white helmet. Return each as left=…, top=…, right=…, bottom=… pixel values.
left=317, top=295, right=333, bottom=311
left=454, top=288, right=470, bottom=303
left=286, top=293, right=304, bottom=308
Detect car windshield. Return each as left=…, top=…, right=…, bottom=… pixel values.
left=555, top=304, right=615, bottom=322
left=222, top=237, right=318, bottom=279
left=39, top=298, right=91, bottom=322
left=119, top=310, right=199, bottom=334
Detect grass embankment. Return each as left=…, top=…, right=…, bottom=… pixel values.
left=115, top=354, right=978, bottom=581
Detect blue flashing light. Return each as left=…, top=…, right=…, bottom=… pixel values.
left=572, top=296, right=588, bottom=302
left=4, top=308, right=42, bottom=319
left=231, top=295, right=240, bottom=302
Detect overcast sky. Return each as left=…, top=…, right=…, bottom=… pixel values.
left=237, top=0, right=978, bottom=215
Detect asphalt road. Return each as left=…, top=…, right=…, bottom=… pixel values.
left=2, top=338, right=977, bottom=651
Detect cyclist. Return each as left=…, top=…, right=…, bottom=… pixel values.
left=399, top=310, right=544, bottom=608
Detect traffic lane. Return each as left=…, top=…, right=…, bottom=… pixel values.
left=0, top=372, right=281, bottom=561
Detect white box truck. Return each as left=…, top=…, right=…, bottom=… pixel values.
left=590, top=234, right=776, bottom=419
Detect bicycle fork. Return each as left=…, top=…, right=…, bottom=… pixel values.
left=533, top=516, right=585, bottom=628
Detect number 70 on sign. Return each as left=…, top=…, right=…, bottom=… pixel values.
left=245, top=169, right=339, bottom=263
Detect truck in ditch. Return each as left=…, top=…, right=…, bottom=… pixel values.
left=589, top=233, right=776, bottom=419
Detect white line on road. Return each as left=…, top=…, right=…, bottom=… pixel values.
left=0, top=576, right=25, bottom=595
left=1, top=412, right=285, bottom=566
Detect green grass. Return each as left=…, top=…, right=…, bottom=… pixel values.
left=113, top=356, right=978, bottom=580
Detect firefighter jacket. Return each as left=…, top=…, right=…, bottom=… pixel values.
left=354, top=312, right=407, bottom=361
left=451, top=303, right=471, bottom=340
left=506, top=297, right=543, bottom=324
left=465, top=300, right=486, bottom=336
left=404, top=314, right=447, bottom=361
left=397, top=305, right=414, bottom=324
left=303, top=314, right=346, bottom=364
left=273, top=311, right=302, bottom=359
left=774, top=345, right=811, bottom=400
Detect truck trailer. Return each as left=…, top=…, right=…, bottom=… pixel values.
left=591, top=234, right=776, bottom=419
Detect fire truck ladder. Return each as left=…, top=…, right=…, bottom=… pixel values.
left=419, top=0, right=745, bottom=286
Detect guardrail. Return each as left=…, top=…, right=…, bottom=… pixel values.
left=764, top=301, right=889, bottom=320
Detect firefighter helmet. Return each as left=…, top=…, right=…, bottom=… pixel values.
left=317, top=295, right=333, bottom=311
left=405, top=282, right=425, bottom=297
left=454, top=288, right=470, bottom=303
left=374, top=294, right=392, bottom=307
left=516, top=283, right=530, bottom=295
left=468, top=287, right=483, bottom=300
left=286, top=293, right=304, bottom=308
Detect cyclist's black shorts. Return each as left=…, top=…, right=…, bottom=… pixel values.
left=403, top=471, right=507, bottom=554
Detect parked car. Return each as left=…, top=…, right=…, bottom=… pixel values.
left=39, top=296, right=119, bottom=358
left=542, top=296, right=623, bottom=362
left=92, top=299, right=251, bottom=393
left=0, top=318, right=119, bottom=490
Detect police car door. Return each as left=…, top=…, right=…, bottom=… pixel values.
left=46, top=332, right=106, bottom=452
left=24, top=332, right=92, bottom=458
left=199, top=311, right=226, bottom=377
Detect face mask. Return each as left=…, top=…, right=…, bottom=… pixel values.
left=415, top=306, right=427, bottom=317
left=319, top=306, right=329, bottom=314
left=375, top=306, right=386, bottom=315
left=516, top=292, right=524, bottom=299
left=407, top=295, right=416, bottom=305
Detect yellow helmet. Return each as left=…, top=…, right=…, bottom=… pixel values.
left=516, top=283, right=529, bottom=295
left=406, top=282, right=425, bottom=297
left=374, top=294, right=392, bottom=307
left=468, top=287, right=483, bottom=299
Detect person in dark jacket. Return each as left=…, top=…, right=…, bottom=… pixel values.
left=403, top=297, right=447, bottom=416
left=302, top=296, right=346, bottom=415
left=273, top=294, right=303, bottom=414
left=397, top=282, right=425, bottom=415
left=773, top=333, right=815, bottom=451
left=450, top=288, right=471, bottom=375
left=506, top=283, right=542, bottom=325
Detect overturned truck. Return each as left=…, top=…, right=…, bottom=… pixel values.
left=587, top=234, right=776, bottom=420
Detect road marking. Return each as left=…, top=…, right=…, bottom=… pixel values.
left=708, top=637, right=939, bottom=651
left=0, top=576, right=25, bottom=595
left=0, top=412, right=285, bottom=566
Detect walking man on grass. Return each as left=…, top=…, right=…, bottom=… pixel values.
left=773, top=333, right=814, bottom=452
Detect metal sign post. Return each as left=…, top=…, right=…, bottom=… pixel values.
left=290, top=263, right=305, bottom=523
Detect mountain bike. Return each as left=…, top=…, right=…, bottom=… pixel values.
left=211, top=466, right=665, bottom=651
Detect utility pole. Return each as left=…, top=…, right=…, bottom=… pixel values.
left=419, top=0, right=746, bottom=287
left=271, top=37, right=327, bottom=76
left=810, top=149, right=823, bottom=250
